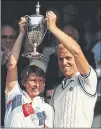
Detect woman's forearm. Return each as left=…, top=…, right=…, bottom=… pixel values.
left=9, top=32, right=25, bottom=67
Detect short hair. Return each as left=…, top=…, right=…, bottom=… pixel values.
left=21, top=65, right=45, bottom=86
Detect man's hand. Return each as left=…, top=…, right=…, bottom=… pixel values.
left=46, top=11, right=57, bottom=31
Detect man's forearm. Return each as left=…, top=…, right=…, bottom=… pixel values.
left=49, top=25, right=80, bottom=56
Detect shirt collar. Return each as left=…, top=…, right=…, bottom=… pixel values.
left=61, top=72, right=80, bottom=85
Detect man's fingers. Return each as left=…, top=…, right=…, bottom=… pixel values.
left=46, top=11, right=56, bottom=20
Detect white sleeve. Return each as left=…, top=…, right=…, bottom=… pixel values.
left=44, top=104, right=54, bottom=128
left=5, top=81, right=22, bottom=103
left=79, top=66, right=97, bottom=95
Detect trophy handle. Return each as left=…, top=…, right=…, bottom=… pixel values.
left=39, top=19, right=47, bottom=44
left=25, top=15, right=29, bottom=20
left=24, top=15, right=30, bottom=40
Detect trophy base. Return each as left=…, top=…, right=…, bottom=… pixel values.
left=22, top=52, right=43, bottom=59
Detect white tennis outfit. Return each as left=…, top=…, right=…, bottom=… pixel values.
left=50, top=67, right=97, bottom=128
left=4, top=82, right=53, bottom=128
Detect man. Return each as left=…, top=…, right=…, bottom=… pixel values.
left=4, top=17, right=53, bottom=128
left=46, top=11, right=97, bottom=128
left=1, top=24, right=18, bottom=66
left=45, top=24, right=79, bottom=92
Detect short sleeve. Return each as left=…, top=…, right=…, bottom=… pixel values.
left=79, top=66, right=97, bottom=95
left=5, top=81, right=22, bottom=103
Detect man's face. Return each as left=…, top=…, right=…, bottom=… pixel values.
left=24, top=73, right=45, bottom=99
left=1, top=26, right=17, bottom=51
left=57, top=44, right=78, bottom=78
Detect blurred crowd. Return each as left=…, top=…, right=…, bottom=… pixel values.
left=1, top=1, right=101, bottom=128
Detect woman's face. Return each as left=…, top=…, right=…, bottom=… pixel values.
left=24, top=73, right=45, bottom=99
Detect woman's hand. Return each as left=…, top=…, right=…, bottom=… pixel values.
left=19, top=16, right=27, bottom=34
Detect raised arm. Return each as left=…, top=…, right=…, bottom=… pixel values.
left=46, top=11, right=90, bottom=75
left=6, top=17, right=27, bottom=92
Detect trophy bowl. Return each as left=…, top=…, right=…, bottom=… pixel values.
left=23, top=2, right=47, bottom=59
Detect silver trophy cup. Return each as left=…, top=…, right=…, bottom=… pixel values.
left=24, top=1, right=47, bottom=59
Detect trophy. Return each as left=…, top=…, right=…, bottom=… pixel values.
left=23, top=1, right=47, bottom=59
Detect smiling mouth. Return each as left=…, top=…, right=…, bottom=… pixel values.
left=63, top=66, right=70, bottom=70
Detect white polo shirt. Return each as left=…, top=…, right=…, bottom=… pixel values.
left=4, top=82, right=53, bottom=128
left=50, top=66, right=97, bottom=128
